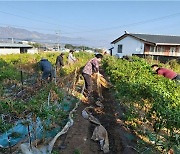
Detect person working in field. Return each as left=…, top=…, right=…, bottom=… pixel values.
left=151, top=64, right=180, bottom=81
left=55, top=52, right=65, bottom=72
left=39, top=58, right=55, bottom=82
left=82, top=54, right=103, bottom=99
left=68, top=50, right=77, bottom=65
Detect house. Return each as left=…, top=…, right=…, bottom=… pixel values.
left=111, top=33, right=180, bottom=58
left=0, top=43, right=32, bottom=55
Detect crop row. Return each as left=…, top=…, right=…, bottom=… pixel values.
left=103, top=56, right=180, bottom=152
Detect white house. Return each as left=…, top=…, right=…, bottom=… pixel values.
left=111, top=32, right=180, bottom=58
left=0, top=43, right=32, bottom=55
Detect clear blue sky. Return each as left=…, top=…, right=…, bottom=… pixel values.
left=0, top=1, right=180, bottom=47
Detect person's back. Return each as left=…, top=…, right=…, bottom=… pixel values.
left=151, top=64, right=179, bottom=81
left=157, top=67, right=177, bottom=79
left=82, top=54, right=103, bottom=99
left=82, top=57, right=99, bottom=75
left=40, top=59, right=52, bottom=72
left=39, top=58, right=54, bottom=80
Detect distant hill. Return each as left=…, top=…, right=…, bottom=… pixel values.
left=0, top=26, right=107, bottom=48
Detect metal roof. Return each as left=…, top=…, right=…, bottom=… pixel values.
left=0, top=43, right=32, bottom=48
left=111, top=33, right=180, bottom=45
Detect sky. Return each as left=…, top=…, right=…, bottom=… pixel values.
left=0, top=1, right=180, bottom=48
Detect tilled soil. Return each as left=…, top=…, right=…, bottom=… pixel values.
left=93, top=88, right=137, bottom=154
left=54, top=86, right=138, bottom=154
left=1, top=70, right=139, bottom=154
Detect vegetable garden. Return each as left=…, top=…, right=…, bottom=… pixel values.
left=103, top=56, right=180, bottom=153
left=0, top=52, right=179, bottom=153
left=0, top=52, right=92, bottom=153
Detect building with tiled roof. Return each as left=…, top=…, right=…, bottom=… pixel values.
left=111, top=32, right=180, bottom=58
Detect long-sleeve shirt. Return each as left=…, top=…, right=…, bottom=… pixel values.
left=39, top=59, right=53, bottom=72
left=156, top=68, right=177, bottom=79
left=82, top=57, right=99, bottom=75
left=56, top=55, right=64, bottom=67
left=68, top=53, right=76, bottom=64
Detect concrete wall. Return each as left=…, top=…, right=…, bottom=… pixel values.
left=112, top=36, right=144, bottom=58
left=27, top=49, right=38, bottom=54
left=0, top=48, right=20, bottom=55
left=0, top=48, right=37, bottom=55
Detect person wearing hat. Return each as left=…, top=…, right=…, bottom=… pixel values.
left=39, top=58, right=55, bottom=82
left=56, top=52, right=65, bottom=69
left=68, top=50, right=77, bottom=65
left=82, top=54, right=103, bottom=100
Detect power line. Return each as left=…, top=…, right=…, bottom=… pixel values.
left=3, top=4, right=89, bottom=30
left=0, top=10, right=180, bottom=35
left=61, top=12, right=180, bottom=34
left=0, top=10, right=75, bottom=30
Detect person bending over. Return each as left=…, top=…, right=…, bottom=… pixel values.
left=151, top=64, right=180, bottom=81
left=82, top=54, right=103, bottom=99
left=39, top=58, right=55, bottom=82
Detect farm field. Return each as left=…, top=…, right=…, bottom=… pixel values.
left=103, top=56, right=180, bottom=153
left=0, top=53, right=179, bottom=154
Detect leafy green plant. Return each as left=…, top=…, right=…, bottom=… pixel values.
left=103, top=56, right=180, bottom=152
left=0, top=51, right=92, bottom=149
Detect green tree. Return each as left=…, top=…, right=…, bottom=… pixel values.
left=65, top=44, right=75, bottom=49
left=28, top=42, right=42, bottom=48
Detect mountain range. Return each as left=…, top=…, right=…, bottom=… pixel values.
left=0, top=26, right=108, bottom=48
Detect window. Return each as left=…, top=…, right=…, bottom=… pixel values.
left=118, top=45, right=122, bottom=53
left=150, top=46, right=154, bottom=52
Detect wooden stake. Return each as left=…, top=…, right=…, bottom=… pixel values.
left=21, top=71, right=23, bottom=90
left=27, top=124, right=32, bottom=149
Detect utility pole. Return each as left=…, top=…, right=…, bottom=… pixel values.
left=8, top=37, right=14, bottom=43
left=56, top=31, right=60, bottom=51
